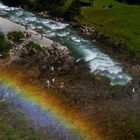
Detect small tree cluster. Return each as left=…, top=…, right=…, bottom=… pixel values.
left=7, top=31, right=25, bottom=44
left=0, top=33, right=11, bottom=56
left=28, top=41, right=42, bottom=53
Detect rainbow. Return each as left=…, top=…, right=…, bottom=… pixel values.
left=0, top=67, right=101, bottom=140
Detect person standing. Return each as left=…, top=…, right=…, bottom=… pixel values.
left=127, top=80, right=135, bottom=96
left=46, top=80, right=51, bottom=88
left=50, top=66, right=54, bottom=75
left=60, top=82, right=64, bottom=89
left=41, top=34, right=43, bottom=40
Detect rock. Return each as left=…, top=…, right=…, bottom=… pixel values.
left=20, top=40, right=75, bottom=74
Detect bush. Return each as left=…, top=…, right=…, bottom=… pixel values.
left=7, top=31, right=25, bottom=43
left=28, top=41, right=42, bottom=53
left=108, top=4, right=113, bottom=8
left=65, top=1, right=81, bottom=20
left=116, top=0, right=140, bottom=5
left=0, top=32, right=11, bottom=56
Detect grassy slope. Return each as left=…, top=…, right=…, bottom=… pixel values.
left=79, top=0, right=140, bottom=57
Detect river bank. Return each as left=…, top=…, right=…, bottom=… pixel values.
left=30, top=7, right=140, bottom=85
left=34, top=11, right=140, bottom=87
left=0, top=17, right=75, bottom=72
left=0, top=1, right=138, bottom=84
left=71, top=23, right=140, bottom=79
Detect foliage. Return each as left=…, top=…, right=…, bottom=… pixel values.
left=116, top=0, right=140, bottom=5
left=65, top=0, right=81, bottom=19
left=7, top=31, right=25, bottom=44
left=0, top=32, right=11, bottom=56
left=28, top=41, right=42, bottom=53
left=108, top=4, right=113, bottom=8
left=1, top=0, right=76, bottom=16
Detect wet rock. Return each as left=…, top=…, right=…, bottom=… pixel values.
left=78, top=24, right=97, bottom=42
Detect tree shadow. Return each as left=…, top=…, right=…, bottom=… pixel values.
left=80, top=1, right=91, bottom=6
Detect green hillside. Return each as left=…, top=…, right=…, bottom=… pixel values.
left=79, top=0, right=140, bottom=57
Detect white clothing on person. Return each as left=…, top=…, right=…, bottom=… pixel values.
left=47, top=80, right=51, bottom=88
left=132, top=87, right=135, bottom=94
left=50, top=66, right=54, bottom=73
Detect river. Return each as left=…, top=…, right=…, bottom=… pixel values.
left=0, top=2, right=131, bottom=85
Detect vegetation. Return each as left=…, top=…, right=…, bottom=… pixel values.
left=28, top=41, right=42, bottom=53
left=116, top=0, right=140, bottom=5
left=7, top=31, right=25, bottom=44
left=0, top=33, right=11, bottom=56
left=79, top=0, right=140, bottom=57
left=1, top=0, right=81, bottom=17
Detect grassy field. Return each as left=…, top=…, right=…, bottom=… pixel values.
left=78, top=0, right=140, bottom=57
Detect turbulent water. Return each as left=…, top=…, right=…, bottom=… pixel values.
left=0, top=2, right=132, bottom=85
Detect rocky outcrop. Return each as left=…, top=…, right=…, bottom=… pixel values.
left=20, top=41, right=75, bottom=74
left=37, top=11, right=64, bottom=22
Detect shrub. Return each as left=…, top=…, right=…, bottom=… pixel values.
left=108, top=4, right=113, bottom=8
left=0, top=32, right=11, bottom=56
left=7, top=31, right=25, bottom=43
left=116, top=0, right=140, bottom=5
left=28, top=41, right=42, bottom=53
left=65, top=1, right=81, bottom=20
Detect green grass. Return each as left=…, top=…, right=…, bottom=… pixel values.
left=79, top=0, right=140, bottom=57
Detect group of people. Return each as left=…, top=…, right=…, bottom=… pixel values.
left=46, top=79, right=65, bottom=90
left=25, top=31, right=32, bottom=38
left=46, top=66, right=65, bottom=90
left=25, top=27, right=32, bottom=38
left=25, top=26, right=44, bottom=40
left=24, top=26, right=64, bottom=91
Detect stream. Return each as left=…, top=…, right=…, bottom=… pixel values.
left=0, top=2, right=131, bottom=85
